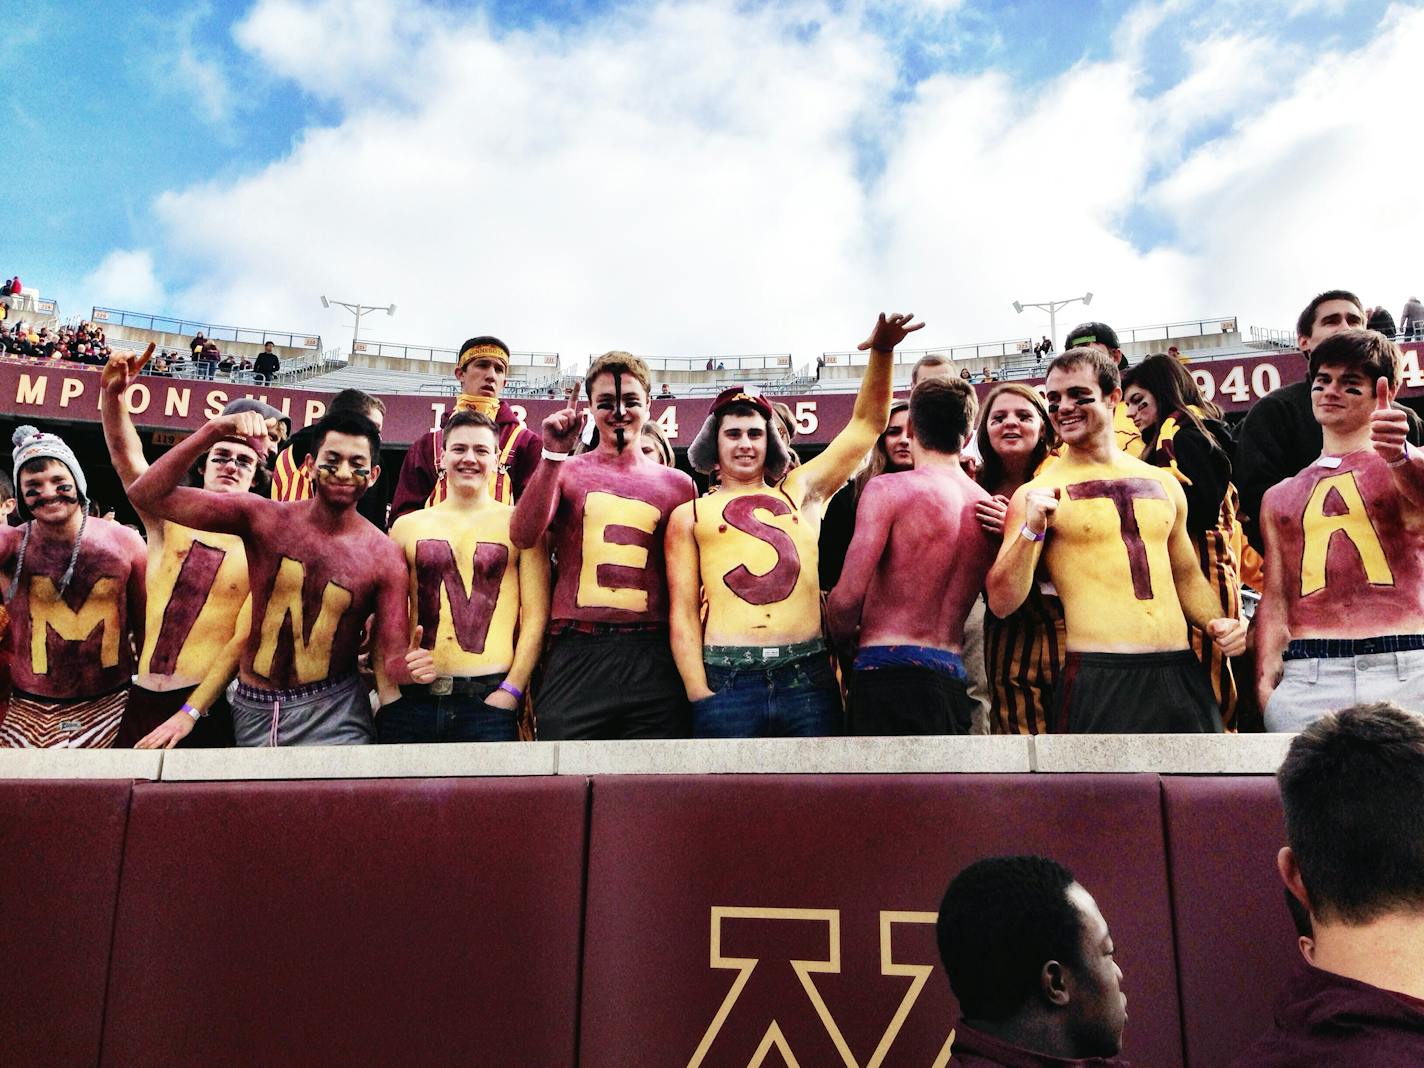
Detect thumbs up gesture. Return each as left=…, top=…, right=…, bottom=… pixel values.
left=1207, top=617, right=1247, bottom=658
left=1370, top=376, right=1409, bottom=464
left=404, top=625, right=437, bottom=684
left=1025, top=486, right=1061, bottom=536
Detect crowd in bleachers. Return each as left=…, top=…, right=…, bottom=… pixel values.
left=0, top=319, right=113, bottom=364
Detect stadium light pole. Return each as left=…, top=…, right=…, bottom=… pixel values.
left=1012, top=292, right=1093, bottom=351
left=320, top=295, right=396, bottom=358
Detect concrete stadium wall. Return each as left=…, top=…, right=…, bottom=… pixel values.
left=1, top=736, right=1297, bottom=1068
left=102, top=324, right=312, bottom=365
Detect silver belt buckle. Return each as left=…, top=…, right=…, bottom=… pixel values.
left=430, top=676, right=454, bottom=696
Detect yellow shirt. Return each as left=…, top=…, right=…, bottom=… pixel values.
left=389, top=501, right=522, bottom=676
left=138, top=522, right=249, bottom=683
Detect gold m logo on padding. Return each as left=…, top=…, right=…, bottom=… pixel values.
left=687, top=907, right=955, bottom=1068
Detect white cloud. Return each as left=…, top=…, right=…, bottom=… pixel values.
left=106, top=0, right=1424, bottom=368
left=80, top=250, right=167, bottom=311
left=162, top=3, right=238, bottom=125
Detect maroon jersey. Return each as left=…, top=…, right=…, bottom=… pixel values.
left=1262, top=450, right=1424, bottom=639
left=548, top=454, right=693, bottom=625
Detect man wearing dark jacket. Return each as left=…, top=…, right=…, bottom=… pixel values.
left=1235, top=289, right=1424, bottom=551
left=253, top=341, right=281, bottom=383
left=1233, top=703, right=1424, bottom=1066
left=389, top=336, right=541, bottom=521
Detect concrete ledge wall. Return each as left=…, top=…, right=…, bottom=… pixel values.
left=0, top=743, right=1295, bottom=1068
left=0, top=734, right=1289, bottom=780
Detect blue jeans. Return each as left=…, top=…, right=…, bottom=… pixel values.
left=378, top=676, right=518, bottom=743
left=692, top=653, right=842, bottom=738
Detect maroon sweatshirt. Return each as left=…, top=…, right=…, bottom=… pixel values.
left=1232, top=957, right=1424, bottom=1066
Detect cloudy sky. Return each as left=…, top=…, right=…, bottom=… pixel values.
left=7, top=0, right=1421, bottom=370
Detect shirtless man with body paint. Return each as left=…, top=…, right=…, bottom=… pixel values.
left=129, top=408, right=432, bottom=746
left=1256, top=330, right=1424, bottom=731
left=987, top=347, right=1247, bottom=734
left=384, top=410, right=550, bottom=743
left=0, top=426, right=146, bottom=748
left=666, top=312, right=921, bottom=737
left=511, top=351, right=696, bottom=739
left=828, top=376, right=997, bottom=735
left=100, top=346, right=257, bottom=748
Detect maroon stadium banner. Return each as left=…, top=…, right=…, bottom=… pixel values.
left=4, top=343, right=1420, bottom=448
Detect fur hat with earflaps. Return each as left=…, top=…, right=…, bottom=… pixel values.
left=686, top=385, right=791, bottom=480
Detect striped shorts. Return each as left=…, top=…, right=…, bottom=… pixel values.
left=0, top=687, right=129, bottom=749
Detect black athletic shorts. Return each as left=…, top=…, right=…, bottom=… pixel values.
left=114, top=683, right=236, bottom=748
left=849, top=666, right=976, bottom=736
left=1051, top=650, right=1223, bottom=734
left=534, top=629, right=690, bottom=740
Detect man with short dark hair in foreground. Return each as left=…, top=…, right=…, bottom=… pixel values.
left=937, top=855, right=1130, bottom=1066
left=1234, top=702, right=1424, bottom=1065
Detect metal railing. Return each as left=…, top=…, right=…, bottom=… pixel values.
left=821, top=336, right=1032, bottom=368
left=90, top=307, right=322, bottom=350
left=1113, top=316, right=1238, bottom=344
left=1248, top=326, right=1297, bottom=349
left=2, top=293, right=58, bottom=317
left=596, top=353, right=793, bottom=373
left=351, top=340, right=560, bottom=370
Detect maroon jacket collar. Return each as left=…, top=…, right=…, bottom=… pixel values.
left=951, top=1023, right=1132, bottom=1067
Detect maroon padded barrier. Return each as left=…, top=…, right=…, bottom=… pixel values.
left=1162, top=776, right=1295, bottom=1068
left=101, top=778, right=587, bottom=1067
left=0, top=779, right=134, bottom=1068
left=581, top=774, right=1183, bottom=1068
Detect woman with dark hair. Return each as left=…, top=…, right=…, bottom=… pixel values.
left=853, top=398, right=911, bottom=499
left=974, top=383, right=1065, bottom=735
left=1121, top=354, right=1241, bottom=723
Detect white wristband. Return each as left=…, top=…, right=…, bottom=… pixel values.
left=1387, top=444, right=1416, bottom=469
left=541, top=448, right=572, bottom=462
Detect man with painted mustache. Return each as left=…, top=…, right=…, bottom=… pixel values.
left=0, top=425, right=147, bottom=747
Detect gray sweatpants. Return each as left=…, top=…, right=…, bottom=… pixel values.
left=1264, top=650, right=1424, bottom=732
left=231, top=675, right=375, bottom=747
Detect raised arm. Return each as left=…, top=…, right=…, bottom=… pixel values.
left=127, top=413, right=271, bottom=536
left=665, top=502, right=711, bottom=701
left=99, top=346, right=155, bottom=490
left=797, top=312, right=922, bottom=504
left=986, top=485, right=1055, bottom=618
left=826, top=479, right=894, bottom=651
left=510, top=395, right=581, bottom=549
left=1165, top=478, right=1246, bottom=656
